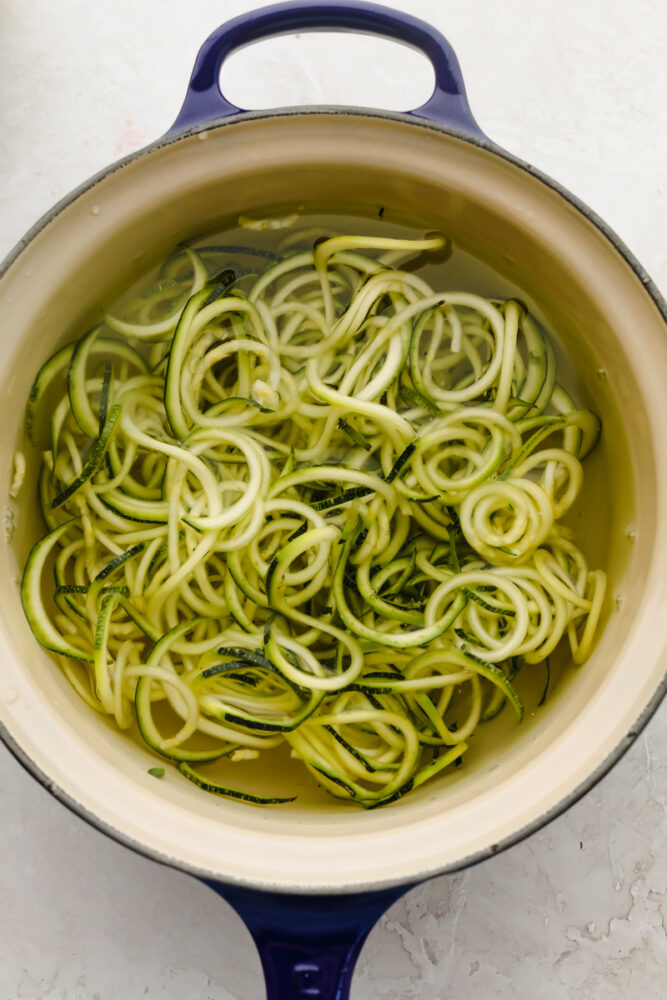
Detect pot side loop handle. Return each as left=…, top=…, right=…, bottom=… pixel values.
left=169, top=0, right=484, bottom=138
left=204, top=879, right=414, bottom=1000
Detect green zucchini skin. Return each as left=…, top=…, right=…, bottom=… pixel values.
left=21, top=519, right=92, bottom=662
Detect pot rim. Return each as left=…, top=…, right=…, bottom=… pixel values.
left=1, top=105, right=665, bottom=895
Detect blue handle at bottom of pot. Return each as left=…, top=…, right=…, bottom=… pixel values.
left=203, top=878, right=414, bottom=999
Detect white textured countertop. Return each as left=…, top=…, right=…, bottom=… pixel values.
left=0, top=1, right=665, bottom=997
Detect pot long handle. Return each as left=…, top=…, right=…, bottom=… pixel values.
left=169, top=0, right=483, bottom=138
left=204, top=879, right=414, bottom=999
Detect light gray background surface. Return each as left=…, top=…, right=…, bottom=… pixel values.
left=0, top=1, right=665, bottom=997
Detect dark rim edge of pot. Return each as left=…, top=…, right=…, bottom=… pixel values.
left=1, top=106, right=665, bottom=895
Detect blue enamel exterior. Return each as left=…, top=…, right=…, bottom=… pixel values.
left=170, top=0, right=484, bottom=137
left=205, top=880, right=414, bottom=999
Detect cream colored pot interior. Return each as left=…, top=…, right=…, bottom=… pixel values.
left=0, top=114, right=665, bottom=891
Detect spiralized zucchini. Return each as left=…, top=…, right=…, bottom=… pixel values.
left=20, top=229, right=606, bottom=808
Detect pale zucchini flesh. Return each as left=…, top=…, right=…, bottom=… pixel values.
left=19, top=229, right=605, bottom=808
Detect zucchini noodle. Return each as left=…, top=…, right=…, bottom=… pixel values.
left=20, top=228, right=606, bottom=808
